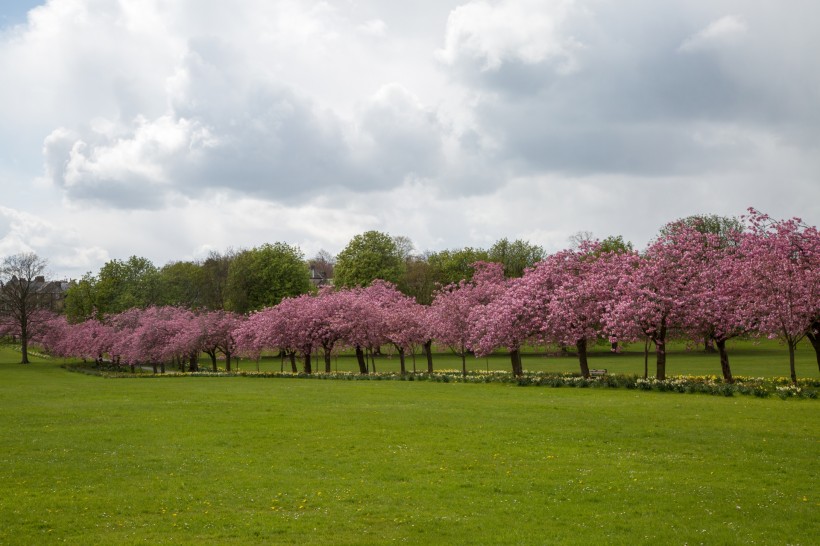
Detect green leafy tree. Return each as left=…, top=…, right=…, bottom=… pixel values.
left=63, top=273, right=98, bottom=323
left=488, top=238, right=545, bottom=277
left=225, top=243, right=312, bottom=313
left=426, top=247, right=490, bottom=285
left=334, top=231, right=404, bottom=288
left=201, top=250, right=235, bottom=310
left=597, top=235, right=634, bottom=255
left=157, top=261, right=206, bottom=309
left=65, top=256, right=160, bottom=319
left=659, top=214, right=743, bottom=248
left=397, top=256, right=439, bottom=305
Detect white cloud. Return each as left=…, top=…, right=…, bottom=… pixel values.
left=437, top=0, right=584, bottom=73
left=357, top=18, right=387, bottom=38
left=679, top=15, right=747, bottom=53
left=0, top=205, right=108, bottom=276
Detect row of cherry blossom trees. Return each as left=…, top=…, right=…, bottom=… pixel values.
left=33, top=210, right=819, bottom=383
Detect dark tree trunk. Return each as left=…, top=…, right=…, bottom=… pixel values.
left=20, top=330, right=29, bottom=364
left=461, top=351, right=467, bottom=377
left=303, top=352, right=312, bottom=375
left=807, top=328, right=820, bottom=374
left=369, top=349, right=377, bottom=373
left=610, top=341, right=619, bottom=353
left=152, top=363, right=158, bottom=374
left=654, top=319, right=667, bottom=380
left=424, top=340, right=434, bottom=373
left=355, top=345, right=368, bottom=374
left=715, top=338, right=734, bottom=384
left=510, top=348, right=523, bottom=377
left=177, top=356, right=184, bottom=372
left=289, top=352, right=297, bottom=373
left=576, top=338, right=590, bottom=378
left=398, top=347, right=406, bottom=376
left=188, top=351, right=199, bottom=372
left=206, top=350, right=218, bottom=372
left=160, top=362, right=166, bottom=374
left=225, top=352, right=232, bottom=372
left=323, top=348, right=332, bottom=373
left=788, top=339, right=798, bottom=384
left=704, top=336, right=716, bottom=353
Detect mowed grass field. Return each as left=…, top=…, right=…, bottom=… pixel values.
left=0, top=345, right=817, bottom=545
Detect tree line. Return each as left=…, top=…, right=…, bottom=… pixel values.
left=2, top=209, right=818, bottom=381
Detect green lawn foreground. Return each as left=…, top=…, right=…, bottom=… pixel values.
left=0, top=351, right=817, bottom=545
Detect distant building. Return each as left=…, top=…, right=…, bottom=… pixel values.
left=308, top=261, right=334, bottom=288
left=0, top=275, right=70, bottom=313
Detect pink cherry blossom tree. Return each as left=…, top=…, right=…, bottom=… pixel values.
left=527, top=247, right=628, bottom=378
left=200, top=310, right=243, bottom=371
left=738, top=209, right=820, bottom=382
left=431, top=262, right=507, bottom=376
left=604, top=226, right=710, bottom=380
left=366, top=280, right=428, bottom=375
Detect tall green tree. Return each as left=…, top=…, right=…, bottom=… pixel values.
left=63, top=273, right=97, bottom=323
left=488, top=238, right=545, bottom=277
left=397, top=256, right=438, bottom=305
left=659, top=214, right=743, bottom=248
left=426, top=247, right=490, bottom=285
left=225, top=243, right=312, bottom=313
left=65, top=256, right=160, bottom=320
left=201, top=250, right=235, bottom=310
left=334, top=231, right=404, bottom=288
left=157, top=261, right=205, bottom=308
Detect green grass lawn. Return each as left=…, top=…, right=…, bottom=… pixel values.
left=0, top=346, right=817, bottom=545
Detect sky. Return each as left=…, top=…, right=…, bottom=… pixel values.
left=0, top=0, right=818, bottom=279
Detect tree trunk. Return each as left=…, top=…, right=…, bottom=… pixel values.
left=225, top=352, right=232, bottom=372
left=788, top=339, right=798, bottom=384
left=355, top=345, right=368, bottom=374
left=461, top=351, right=467, bottom=377
left=20, top=330, right=29, bottom=364
left=398, top=347, right=406, bottom=376
left=704, top=336, right=716, bottom=353
left=510, top=348, right=523, bottom=377
left=643, top=337, right=649, bottom=379
left=715, top=338, right=733, bottom=384
left=576, top=338, right=590, bottom=378
left=206, top=350, right=218, bottom=372
left=655, top=319, right=667, bottom=380
left=424, top=340, right=434, bottom=373
left=323, top=348, right=332, bottom=373
left=807, top=329, right=820, bottom=374
left=160, top=362, right=166, bottom=374
left=188, top=351, right=199, bottom=372
left=289, top=352, right=297, bottom=373
left=152, top=363, right=158, bottom=374
left=369, top=349, right=377, bottom=373
left=610, top=341, right=618, bottom=353
left=303, top=352, right=312, bottom=375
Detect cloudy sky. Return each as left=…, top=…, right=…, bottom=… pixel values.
left=1, top=0, right=818, bottom=278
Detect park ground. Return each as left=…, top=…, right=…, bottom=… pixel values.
left=0, top=341, right=817, bottom=545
